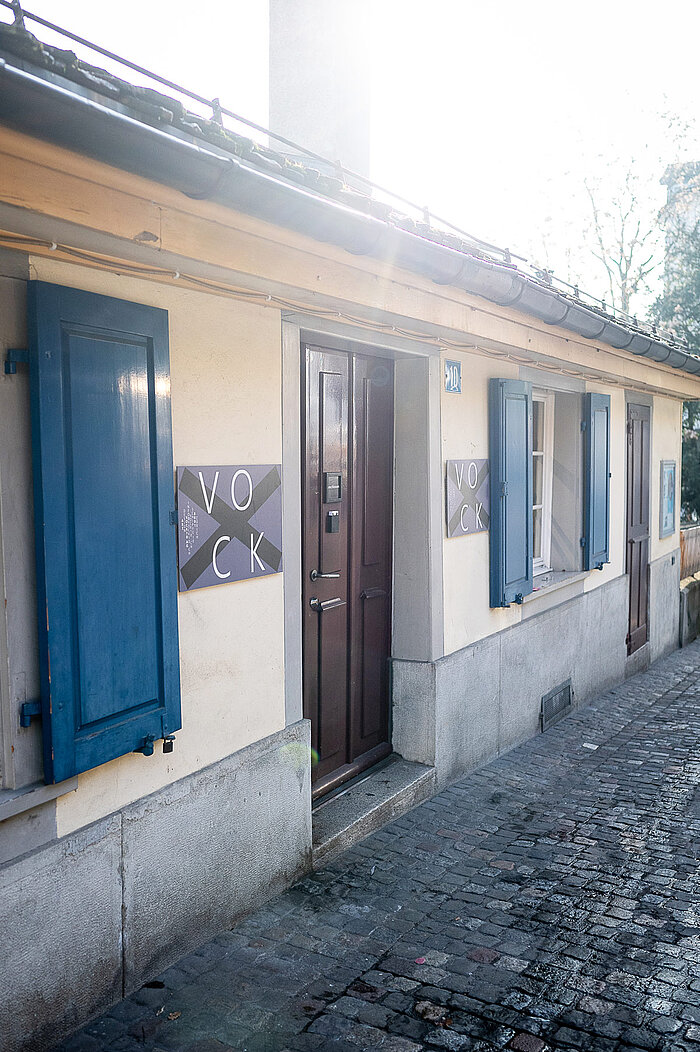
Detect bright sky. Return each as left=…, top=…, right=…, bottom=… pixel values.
left=6, top=1, right=700, bottom=313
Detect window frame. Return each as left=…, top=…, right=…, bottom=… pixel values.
left=532, top=389, right=555, bottom=576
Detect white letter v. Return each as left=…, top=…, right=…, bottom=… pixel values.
left=199, top=470, right=219, bottom=515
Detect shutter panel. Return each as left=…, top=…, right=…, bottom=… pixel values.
left=28, top=281, right=181, bottom=784
left=583, top=392, right=611, bottom=571
left=489, top=378, right=533, bottom=607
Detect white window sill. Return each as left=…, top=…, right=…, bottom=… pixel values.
left=0, top=776, right=78, bottom=822
left=523, top=569, right=589, bottom=603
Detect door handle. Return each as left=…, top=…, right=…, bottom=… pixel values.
left=309, top=596, right=346, bottom=612
left=310, top=569, right=340, bottom=581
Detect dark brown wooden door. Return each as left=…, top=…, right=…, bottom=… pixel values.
left=626, top=403, right=650, bottom=655
left=302, top=345, right=393, bottom=797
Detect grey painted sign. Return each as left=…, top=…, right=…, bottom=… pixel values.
left=177, top=465, right=283, bottom=591
left=446, top=459, right=490, bottom=537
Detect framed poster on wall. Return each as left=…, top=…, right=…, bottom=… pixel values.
left=660, top=460, right=676, bottom=538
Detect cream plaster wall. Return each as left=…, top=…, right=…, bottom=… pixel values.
left=650, top=396, right=682, bottom=562
left=28, top=260, right=286, bottom=837
left=7, top=255, right=689, bottom=831
left=441, top=352, right=520, bottom=654
left=440, top=356, right=654, bottom=654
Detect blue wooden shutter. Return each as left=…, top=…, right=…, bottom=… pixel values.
left=28, top=281, right=181, bottom=784
left=489, top=378, right=533, bottom=607
left=583, top=392, right=611, bottom=571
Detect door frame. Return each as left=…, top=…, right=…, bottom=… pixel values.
left=280, top=316, right=445, bottom=739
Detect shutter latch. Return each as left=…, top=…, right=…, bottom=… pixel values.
left=580, top=537, right=586, bottom=548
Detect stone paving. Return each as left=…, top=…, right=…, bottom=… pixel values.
left=54, top=642, right=700, bottom=1052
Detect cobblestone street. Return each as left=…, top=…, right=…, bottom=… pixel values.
left=55, top=643, right=700, bottom=1052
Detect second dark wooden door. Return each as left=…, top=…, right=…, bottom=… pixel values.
left=626, top=402, right=650, bottom=655
left=302, top=345, right=393, bottom=797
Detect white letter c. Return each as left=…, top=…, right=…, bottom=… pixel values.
left=212, top=535, right=231, bottom=579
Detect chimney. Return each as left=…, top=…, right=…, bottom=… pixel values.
left=269, top=0, right=372, bottom=180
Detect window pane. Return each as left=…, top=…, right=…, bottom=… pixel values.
left=533, top=453, right=543, bottom=506
left=533, top=507, right=542, bottom=560
left=533, top=400, right=544, bottom=451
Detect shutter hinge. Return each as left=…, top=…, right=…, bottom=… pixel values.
left=627, top=421, right=633, bottom=436
left=4, top=348, right=28, bottom=374
left=625, top=632, right=631, bottom=646
left=501, top=481, right=508, bottom=497
left=580, top=536, right=586, bottom=548
left=19, top=699, right=42, bottom=727
left=580, top=420, right=587, bottom=432
left=169, top=509, right=178, bottom=526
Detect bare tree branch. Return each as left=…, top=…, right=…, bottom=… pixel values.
left=583, top=168, right=660, bottom=315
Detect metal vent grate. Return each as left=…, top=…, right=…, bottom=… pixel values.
left=540, top=679, right=573, bottom=731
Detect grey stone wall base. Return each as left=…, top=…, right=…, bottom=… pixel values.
left=123, top=720, right=312, bottom=990
left=0, top=797, right=57, bottom=864
left=649, top=551, right=680, bottom=661
left=625, top=642, right=651, bottom=678
left=0, top=815, right=123, bottom=1052
left=679, top=575, right=700, bottom=647
left=391, top=660, right=436, bottom=767
left=393, top=574, right=633, bottom=790
left=0, top=720, right=312, bottom=1052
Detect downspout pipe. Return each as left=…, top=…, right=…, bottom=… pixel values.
left=0, top=56, right=697, bottom=377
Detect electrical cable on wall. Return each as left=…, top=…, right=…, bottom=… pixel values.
left=0, top=230, right=688, bottom=401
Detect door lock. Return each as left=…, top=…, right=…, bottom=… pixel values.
left=310, top=569, right=340, bottom=581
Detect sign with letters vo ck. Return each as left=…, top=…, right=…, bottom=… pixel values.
left=446, top=459, right=490, bottom=538
left=176, top=465, right=283, bottom=591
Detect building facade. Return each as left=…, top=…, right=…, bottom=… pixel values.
left=0, top=21, right=697, bottom=1052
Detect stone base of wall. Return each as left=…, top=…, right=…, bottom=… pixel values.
left=394, top=574, right=636, bottom=790
left=649, top=550, right=680, bottom=661
left=680, top=574, right=700, bottom=647
left=0, top=720, right=312, bottom=1052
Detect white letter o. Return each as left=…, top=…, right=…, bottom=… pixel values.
left=231, top=469, right=253, bottom=511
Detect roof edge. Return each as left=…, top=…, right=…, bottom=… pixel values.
left=1, top=53, right=699, bottom=379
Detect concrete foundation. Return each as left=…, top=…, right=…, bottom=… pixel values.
left=0, top=815, right=123, bottom=1052
left=649, top=550, right=681, bottom=661
left=680, top=573, right=700, bottom=647
left=312, top=757, right=436, bottom=867
left=0, top=720, right=312, bottom=1052
left=393, top=574, right=630, bottom=789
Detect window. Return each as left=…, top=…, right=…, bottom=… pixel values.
left=532, top=392, right=554, bottom=575
left=489, top=378, right=610, bottom=608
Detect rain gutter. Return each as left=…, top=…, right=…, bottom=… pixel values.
left=1, top=55, right=698, bottom=376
